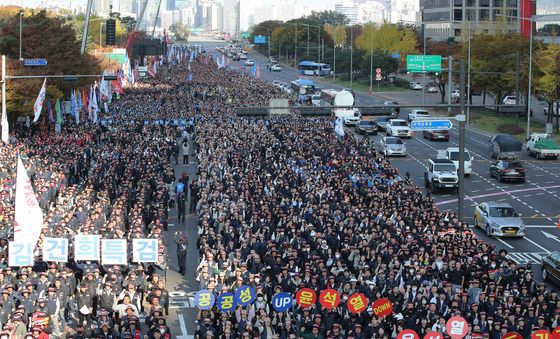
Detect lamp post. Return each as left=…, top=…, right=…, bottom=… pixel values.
left=19, top=12, right=24, bottom=61
left=369, top=23, right=374, bottom=94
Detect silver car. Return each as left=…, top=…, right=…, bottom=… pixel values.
left=379, top=137, right=407, bottom=157
left=473, top=201, right=525, bottom=237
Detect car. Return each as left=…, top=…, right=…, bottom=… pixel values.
left=379, top=136, right=407, bottom=156
left=424, top=159, right=459, bottom=193
left=410, top=81, right=423, bottom=90
left=375, top=116, right=391, bottom=132
left=239, top=53, right=247, bottom=60
left=423, top=130, right=450, bottom=141
left=473, top=201, right=525, bottom=237
left=541, top=251, right=560, bottom=285
left=503, top=96, right=517, bottom=105
left=268, top=56, right=277, bottom=63
left=355, top=120, right=379, bottom=135
left=489, top=160, right=526, bottom=183
left=408, top=109, right=431, bottom=122
left=270, top=64, right=282, bottom=72
left=383, top=101, right=400, bottom=116
left=244, top=60, right=255, bottom=66
left=425, top=84, right=438, bottom=93
left=386, top=119, right=412, bottom=138
left=233, top=55, right=240, bottom=61
left=272, top=80, right=282, bottom=87
left=544, top=101, right=559, bottom=116
left=311, top=94, right=321, bottom=107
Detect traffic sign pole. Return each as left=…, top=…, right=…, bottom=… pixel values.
left=458, top=60, right=466, bottom=221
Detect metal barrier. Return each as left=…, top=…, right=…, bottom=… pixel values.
left=294, top=107, right=332, bottom=116
left=235, top=107, right=270, bottom=116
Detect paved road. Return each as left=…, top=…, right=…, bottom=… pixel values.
left=206, top=41, right=560, bottom=279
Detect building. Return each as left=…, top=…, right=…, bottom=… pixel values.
left=335, top=1, right=359, bottom=24
left=222, top=0, right=240, bottom=35
left=93, top=0, right=112, bottom=15
left=357, top=1, right=386, bottom=24
left=421, top=0, right=535, bottom=41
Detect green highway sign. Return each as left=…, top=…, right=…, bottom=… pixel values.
left=406, top=55, right=442, bottom=73
left=241, top=32, right=251, bottom=39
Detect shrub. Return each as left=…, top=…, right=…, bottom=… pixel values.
left=497, top=124, right=525, bottom=135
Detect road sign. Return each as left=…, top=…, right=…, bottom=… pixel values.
left=376, top=74, right=382, bottom=81
left=410, top=119, right=453, bottom=131
left=23, top=58, right=47, bottom=66
left=406, top=55, right=441, bottom=73
left=254, top=35, right=267, bottom=44
left=375, top=68, right=382, bottom=74
left=392, top=53, right=401, bottom=59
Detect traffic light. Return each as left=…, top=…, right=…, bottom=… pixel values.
left=106, top=19, right=116, bottom=46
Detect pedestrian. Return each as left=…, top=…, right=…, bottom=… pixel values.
left=174, top=231, right=188, bottom=275
left=177, top=191, right=186, bottom=223
left=182, top=139, right=189, bottom=165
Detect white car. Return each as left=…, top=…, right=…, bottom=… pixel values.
left=503, top=96, right=517, bottom=105
left=270, top=64, right=282, bottom=72
left=408, top=109, right=431, bottom=122
left=239, top=53, right=247, bottom=60
left=311, top=94, right=321, bottom=107
left=244, top=60, right=255, bottom=66
left=425, top=84, right=438, bottom=93
left=386, top=119, right=413, bottom=138
left=410, top=81, right=423, bottom=90
left=379, top=137, right=407, bottom=157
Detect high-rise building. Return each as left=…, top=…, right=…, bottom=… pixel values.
left=93, top=0, right=112, bottom=15
left=357, top=1, right=386, bottom=24
left=167, top=0, right=176, bottom=11
left=335, top=2, right=359, bottom=24
left=421, top=0, right=533, bottom=41
left=222, top=0, right=240, bottom=35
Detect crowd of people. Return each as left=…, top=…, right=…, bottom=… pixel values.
left=0, top=45, right=559, bottom=339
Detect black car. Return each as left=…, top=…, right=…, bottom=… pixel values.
left=542, top=251, right=560, bottom=286
left=355, top=120, right=378, bottom=135
left=489, top=160, right=526, bottom=183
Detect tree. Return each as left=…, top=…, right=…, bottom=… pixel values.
left=324, top=24, right=347, bottom=47
left=170, top=23, right=189, bottom=41
left=306, top=10, right=349, bottom=26
left=534, top=43, right=560, bottom=127
left=0, top=10, right=101, bottom=120
left=355, top=23, right=417, bottom=56
left=424, top=40, right=462, bottom=103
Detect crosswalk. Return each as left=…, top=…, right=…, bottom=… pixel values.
left=506, top=252, right=547, bottom=264
left=169, top=291, right=196, bottom=309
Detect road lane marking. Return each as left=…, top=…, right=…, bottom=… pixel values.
left=524, top=237, right=551, bottom=253
left=177, top=314, right=195, bottom=339
left=436, top=184, right=560, bottom=205
left=497, top=238, right=514, bottom=249
left=507, top=252, right=545, bottom=264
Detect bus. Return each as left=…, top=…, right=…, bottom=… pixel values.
left=298, top=61, right=332, bottom=76
left=291, top=78, right=316, bottom=104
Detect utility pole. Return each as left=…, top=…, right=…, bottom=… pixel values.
left=466, top=23, right=471, bottom=124
left=81, top=0, right=94, bottom=54
left=19, top=13, right=24, bottom=61
left=422, top=22, right=426, bottom=105
left=317, top=28, right=321, bottom=62
left=350, top=25, right=353, bottom=88
left=369, top=24, right=373, bottom=93
left=448, top=56, right=453, bottom=113
left=333, top=24, right=336, bottom=80
left=294, top=24, right=298, bottom=67
left=267, top=27, right=271, bottom=58
left=99, top=22, right=103, bottom=48
left=1, top=55, right=7, bottom=143
left=307, top=24, right=310, bottom=57
left=458, top=60, right=466, bottom=221
left=515, top=52, right=520, bottom=126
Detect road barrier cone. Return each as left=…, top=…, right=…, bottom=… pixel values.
left=557, top=218, right=560, bottom=229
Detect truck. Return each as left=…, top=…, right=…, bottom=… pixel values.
left=437, top=147, right=473, bottom=176
left=526, top=133, right=560, bottom=160
left=320, top=89, right=361, bottom=125
left=489, top=134, right=523, bottom=160
left=424, top=159, right=459, bottom=193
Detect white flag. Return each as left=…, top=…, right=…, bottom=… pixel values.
left=14, top=156, right=44, bottom=250
left=1, top=97, right=8, bottom=143
left=334, top=117, right=345, bottom=138
left=32, top=78, right=47, bottom=123
left=92, top=85, right=99, bottom=124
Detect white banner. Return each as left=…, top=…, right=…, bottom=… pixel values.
left=14, top=156, right=44, bottom=249
left=74, top=235, right=101, bottom=261
left=42, top=237, right=68, bottom=262
left=132, top=239, right=158, bottom=263
left=32, top=78, right=47, bottom=123
left=1, top=104, right=8, bottom=143
left=101, top=239, right=127, bottom=265
left=9, top=241, right=33, bottom=266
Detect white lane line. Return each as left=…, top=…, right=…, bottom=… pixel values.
left=471, top=189, right=481, bottom=193
left=524, top=237, right=551, bottom=253
left=497, top=238, right=514, bottom=249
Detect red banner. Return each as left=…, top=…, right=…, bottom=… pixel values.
left=424, top=332, right=443, bottom=339
left=318, top=289, right=340, bottom=310
left=446, top=316, right=469, bottom=339
left=397, top=329, right=420, bottom=339
left=346, top=293, right=368, bottom=314
left=295, top=288, right=316, bottom=308
left=532, top=330, right=550, bottom=339
left=503, top=332, right=523, bottom=339
left=372, top=298, right=393, bottom=317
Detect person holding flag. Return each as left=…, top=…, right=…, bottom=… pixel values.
left=32, top=78, right=47, bottom=123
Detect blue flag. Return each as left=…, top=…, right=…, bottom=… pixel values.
left=189, top=50, right=195, bottom=63
left=70, top=89, right=78, bottom=124
left=250, top=63, right=257, bottom=78
left=187, top=72, right=192, bottom=82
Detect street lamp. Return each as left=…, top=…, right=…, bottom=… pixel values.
left=19, top=12, right=24, bottom=61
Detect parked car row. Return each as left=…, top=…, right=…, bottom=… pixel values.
left=272, top=81, right=291, bottom=94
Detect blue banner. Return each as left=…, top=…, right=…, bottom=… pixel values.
left=272, top=292, right=293, bottom=312
left=216, top=292, right=236, bottom=312
left=234, top=285, right=255, bottom=306
left=194, top=290, right=215, bottom=310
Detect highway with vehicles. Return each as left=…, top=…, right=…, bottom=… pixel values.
left=206, top=41, right=560, bottom=281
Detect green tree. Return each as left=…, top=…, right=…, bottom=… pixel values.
left=306, top=10, right=349, bottom=26
left=0, top=10, right=101, bottom=120
left=170, top=23, right=189, bottom=41
left=424, top=40, right=462, bottom=103
left=534, top=43, right=560, bottom=127
left=324, top=24, right=347, bottom=47
left=355, top=23, right=417, bottom=56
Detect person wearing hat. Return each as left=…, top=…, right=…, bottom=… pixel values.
left=94, top=320, right=119, bottom=338
left=327, top=323, right=344, bottom=339
left=98, top=281, right=116, bottom=318
left=76, top=282, right=93, bottom=330
left=302, top=324, right=324, bottom=339
left=30, top=326, right=49, bottom=339
left=11, top=313, right=27, bottom=338
left=45, top=286, right=63, bottom=337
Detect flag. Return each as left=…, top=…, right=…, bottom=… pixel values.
left=70, top=89, right=78, bottom=124
left=255, top=65, right=261, bottom=79
left=74, top=89, right=80, bottom=125
left=55, top=98, right=62, bottom=134
left=82, top=87, right=89, bottom=112
left=147, top=61, right=156, bottom=78
left=153, top=57, right=158, bottom=74
left=32, top=78, right=47, bottom=123
left=91, top=85, right=99, bottom=124
left=250, top=63, right=257, bottom=78
left=187, top=72, right=192, bottom=82
left=189, top=50, right=195, bottom=63
left=1, top=90, right=8, bottom=143
left=47, top=98, right=55, bottom=124
left=335, top=117, right=345, bottom=138
left=14, top=155, right=44, bottom=249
